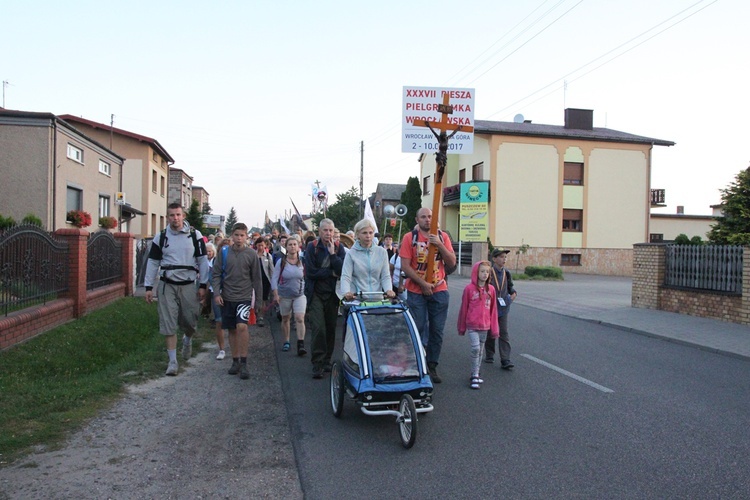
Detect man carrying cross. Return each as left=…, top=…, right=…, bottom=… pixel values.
left=399, top=207, right=455, bottom=383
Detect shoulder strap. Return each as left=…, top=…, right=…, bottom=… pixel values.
left=220, top=245, right=229, bottom=288
left=158, top=229, right=168, bottom=250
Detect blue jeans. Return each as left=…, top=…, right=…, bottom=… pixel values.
left=407, top=290, right=449, bottom=365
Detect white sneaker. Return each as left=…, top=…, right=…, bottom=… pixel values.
left=165, top=360, right=178, bottom=376
left=216, top=350, right=226, bottom=360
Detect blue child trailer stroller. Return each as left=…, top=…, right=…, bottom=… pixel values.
left=329, top=293, right=434, bottom=449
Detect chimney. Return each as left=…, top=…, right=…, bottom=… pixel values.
left=564, top=108, right=593, bottom=130
left=676, top=206, right=684, bottom=214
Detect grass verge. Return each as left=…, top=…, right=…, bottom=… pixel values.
left=0, top=297, right=209, bottom=466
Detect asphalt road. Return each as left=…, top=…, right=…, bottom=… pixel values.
left=273, top=279, right=750, bottom=499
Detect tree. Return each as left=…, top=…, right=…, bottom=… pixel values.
left=400, top=176, right=423, bottom=226
left=186, top=199, right=205, bottom=233
left=311, top=186, right=360, bottom=232
left=201, top=202, right=212, bottom=215
left=708, top=166, right=750, bottom=245
left=225, top=206, right=238, bottom=234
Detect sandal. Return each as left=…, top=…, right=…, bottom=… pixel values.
left=282, top=342, right=290, bottom=352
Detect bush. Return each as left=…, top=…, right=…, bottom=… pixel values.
left=674, top=234, right=690, bottom=245
left=525, top=265, right=563, bottom=279
left=99, top=216, right=118, bottom=229
left=21, top=213, right=43, bottom=227
left=0, top=214, right=17, bottom=230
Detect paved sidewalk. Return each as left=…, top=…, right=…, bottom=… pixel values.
left=457, top=273, right=750, bottom=361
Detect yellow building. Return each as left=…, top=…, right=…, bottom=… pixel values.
left=419, top=109, right=674, bottom=275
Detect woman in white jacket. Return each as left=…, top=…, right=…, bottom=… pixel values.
left=340, top=219, right=396, bottom=301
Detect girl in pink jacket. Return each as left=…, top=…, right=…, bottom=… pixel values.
left=457, top=261, right=499, bottom=389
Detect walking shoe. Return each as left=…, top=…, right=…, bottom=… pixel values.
left=165, top=360, right=178, bottom=376
left=282, top=342, right=291, bottom=352
left=312, top=366, right=323, bottom=379
left=216, top=350, right=226, bottom=360
left=228, top=360, right=241, bottom=375
left=501, top=360, right=515, bottom=370
left=470, top=377, right=481, bottom=390
left=182, top=337, right=192, bottom=360
left=297, top=340, right=307, bottom=356
left=484, top=357, right=495, bottom=364
left=239, top=363, right=250, bottom=380
left=257, top=317, right=265, bottom=327
left=428, top=363, right=442, bottom=384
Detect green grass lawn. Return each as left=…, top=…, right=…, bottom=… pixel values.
left=0, top=297, right=209, bottom=466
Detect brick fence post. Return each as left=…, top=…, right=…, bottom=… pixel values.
left=632, top=243, right=666, bottom=309
left=54, top=228, right=89, bottom=318
left=741, top=246, right=750, bottom=324
left=114, top=232, right=135, bottom=296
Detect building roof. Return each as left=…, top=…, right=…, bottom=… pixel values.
left=376, top=183, right=406, bottom=200
left=474, top=119, right=675, bottom=147
left=0, top=109, right=125, bottom=162
left=58, top=114, right=175, bottom=163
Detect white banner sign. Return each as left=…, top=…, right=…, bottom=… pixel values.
left=401, top=86, right=475, bottom=154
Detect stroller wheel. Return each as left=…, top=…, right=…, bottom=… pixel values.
left=330, top=361, right=345, bottom=418
left=398, top=394, right=418, bottom=449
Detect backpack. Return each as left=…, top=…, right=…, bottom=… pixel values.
left=410, top=229, right=457, bottom=276
left=147, top=226, right=206, bottom=279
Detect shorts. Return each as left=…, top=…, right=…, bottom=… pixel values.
left=279, top=295, right=306, bottom=316
left=221, top=300, right=253, bottom=330
left=156, top=281, right=199, bottom=336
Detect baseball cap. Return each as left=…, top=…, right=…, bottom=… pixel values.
left=491, top=247, right=511, bottom=258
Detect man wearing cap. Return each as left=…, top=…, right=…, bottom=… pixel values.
left=486, top=247, right=517, bottom=369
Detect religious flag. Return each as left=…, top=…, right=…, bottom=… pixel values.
left=290, top=198, right=309, bottom=230
left=279, top=218, right=290, bottom=235
left=364, top=198, right=377, bottom=231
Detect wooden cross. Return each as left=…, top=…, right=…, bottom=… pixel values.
left=411, top=93, right=474, bottom=283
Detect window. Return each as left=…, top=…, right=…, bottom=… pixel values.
left=152, top=170, right=157, bottom=193
left=472, top=162, right=484, bottom=180
left=561, top=253, right=581, bottom=266
left=66, top=186, right=82, bottom=212
left=650, top=233, right=664, bottom=243
left=564, top=162, right=583, bottom=185
left=99, top=196, right=110, bottom=217
left=459, top=168, right=466, bottom=184
left=67, top=144, right=83, bottom=163
left=562, top=209, right=583, bottom=232
left=151, top=214, right=157, bottom=235
left=422, top=175, right=431, bottom=195
left=152, top=151, right=158, bottom=162
left=160, top=175, right=165, bottom=196
left=160, top=216, right=165, bottom=231
left=99, top=160, right=111, bottom=176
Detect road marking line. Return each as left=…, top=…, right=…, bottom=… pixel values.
left=521, top=354, right=614, bottom=393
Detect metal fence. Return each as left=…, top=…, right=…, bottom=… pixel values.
left=0, top=225, right=69, bottom=316
left=86, top=230, right=122, bottom=290
left=665, top=244, right=743, bottom=294
left=135, top=238, right=153, bottom=287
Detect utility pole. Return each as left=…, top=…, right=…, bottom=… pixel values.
left=359, top=140, right=364, bottom=220
left=2, top=80, right=9, bottom=108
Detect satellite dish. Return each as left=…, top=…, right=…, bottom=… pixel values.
left=513, top=114, right=525, bottom=123
left=395, top=204, right=408, bottom=217
left=383, top=204, right=395, bottom=216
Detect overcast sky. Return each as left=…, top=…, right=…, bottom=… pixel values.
left=3, top=0, right=745, bottom=227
